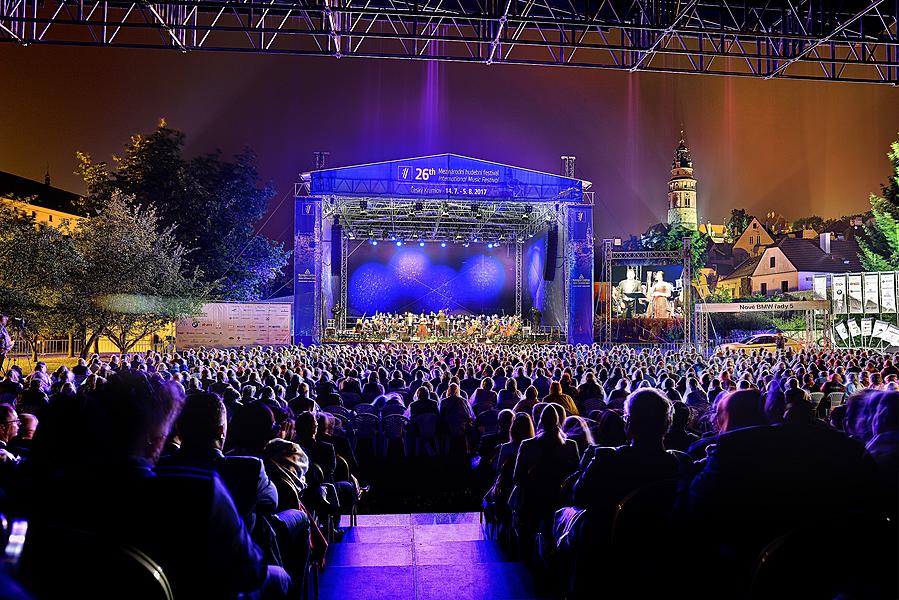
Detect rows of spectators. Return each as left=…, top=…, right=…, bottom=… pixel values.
left=0, top=342, right=894, bottom=598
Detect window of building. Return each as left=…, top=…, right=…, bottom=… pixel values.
left=752, top=222, right=758, bottom=229
left=30, top=211, right=36, bottom=218
left=48, top=214, right=53, bottom=222
left=769, top=256, right=776, bottom=268
left=761, top=282, right=768, bottom=295
left=781, top=280, right=788, bottom=293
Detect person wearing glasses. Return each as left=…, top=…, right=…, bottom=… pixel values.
left=0, top=404, right=20, bottom=464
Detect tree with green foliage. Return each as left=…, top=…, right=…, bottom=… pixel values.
left=76, top=122, right=289, bottom=301
left=857, top=134, right=899, bottom=271
left=792, top=215, right=826, bottom=233
left=68, top=192, right=206, bottom=356
left=642, top=223, right=711, bottom=274
left=0, top=203, right=77, bottom=359
left=724, top=208, right=752, bottom=242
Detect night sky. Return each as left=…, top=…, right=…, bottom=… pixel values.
left=2, top=44, right=898, bottom=248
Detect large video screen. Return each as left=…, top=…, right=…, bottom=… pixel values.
left=610, top=264, right=685, bottom=319
left=347, top=242, right=518, bottom=316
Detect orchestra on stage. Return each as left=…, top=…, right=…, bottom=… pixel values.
left=330, top=310, right=535, bottom=343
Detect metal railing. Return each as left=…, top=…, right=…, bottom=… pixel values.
left=9, top=338, right=85, bottom=358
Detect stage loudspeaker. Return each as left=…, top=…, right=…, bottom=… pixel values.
left=543, top=225, right=558, bottom=281
left=331, top=224, right=343, bottom=265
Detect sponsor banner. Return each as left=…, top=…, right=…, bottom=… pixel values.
left=695, top=300, right=829, bottom=313
left=176, top=303, right=292, bottom=349
left=832, top=275, right=848, bottom=314
left=880, top=272, right=896, bottom=313
left=872, top=319, right=890, bottom=340
left=834, top=322, right=849, bottom=341
left=847, top=275, right=863, bottom=314
left=863, top=273, right=880, bottom=313
left=847, top=319, right=862, bottom=338
left=861, top=317, right=873, bottom=338
left=887, top=325, right=899, bottom=346
left=812, top=274, right=828, bottom=301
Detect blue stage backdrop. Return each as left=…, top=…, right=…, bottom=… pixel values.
left=347, top=243, right=517, bottom=317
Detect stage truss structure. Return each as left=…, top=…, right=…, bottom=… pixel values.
left=2, top=0, right=897, bottom=84
left=309, top=190, right=580, bottom=334
left=322, top=196, right=562, bottom=244
left=600, top=237, right=693, bottom=349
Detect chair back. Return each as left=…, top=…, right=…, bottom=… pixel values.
left=322, top=405, right=351, bottom=421
left=353, top=413, right=381, bottom=438
left=20, top=526, right=174, bottom=600
left=381, top=404, right=406, bottom=417
left=808, top=392, right=825, bottom=407
left=354, top=404, right=378, bottom=415
left=382, top=415, right=409, bottom=440
left=827, top=391, right=845, bottom=407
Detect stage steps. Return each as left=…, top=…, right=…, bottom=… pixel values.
left=320, top=512, right=546, bottom=600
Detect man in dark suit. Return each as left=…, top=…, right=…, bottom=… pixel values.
left=159, top=392, right=278, bottom=539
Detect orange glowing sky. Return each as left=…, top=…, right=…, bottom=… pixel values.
left=1, top=44, right=897, bottom=245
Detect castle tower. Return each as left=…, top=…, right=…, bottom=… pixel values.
left=667, top=132, right=698, bottom=230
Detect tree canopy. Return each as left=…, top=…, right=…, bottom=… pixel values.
left=857, top=134, right=899, bottom=271
left=724, top=208, right=752, bottom=242
left=76, top=123, right=289, bottom=300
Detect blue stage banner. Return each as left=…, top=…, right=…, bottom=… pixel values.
left=567, top=205, right=594, bottom=344
left=310, top=154, right=582, bottom=202
left=294, top=197, right=321, bottom=345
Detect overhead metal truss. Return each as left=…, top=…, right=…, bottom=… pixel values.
left=323, top=196, right=561, bottom=243
left=2, top=0, right=897, bottom=84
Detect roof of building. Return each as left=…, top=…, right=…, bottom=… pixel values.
left=0, top=171, right=84, bottom=216
left=774, top=236, right=861, bottom=272
left=720, top=254, right=763, bottom=281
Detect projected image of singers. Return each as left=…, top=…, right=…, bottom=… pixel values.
left=617, top=268, right=647, bottom=318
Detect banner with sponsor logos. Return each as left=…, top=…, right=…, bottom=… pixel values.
left=880, top=272, right=897, bottom=313
left=834, top=322, right=849, bottom=341
left=812, top=274, right=828, bottom=301
left=847, top=275, right=863, bottom=314
left=847, top=318, right=862, bottom=338
left=861, top=317, right=873, bottom=339
left=872, top=319, right=890, bottom=341
left=832, top=275, right=848, bottom=314
left=176, top=303, right=292, bottom=349
left=863, top=273, right=880, bottom=313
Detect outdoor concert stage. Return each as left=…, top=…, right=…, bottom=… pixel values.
left=293, top=154, right=595, bottom=346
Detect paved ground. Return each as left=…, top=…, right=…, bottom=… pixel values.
left=321, top=512, right=547, bottom=600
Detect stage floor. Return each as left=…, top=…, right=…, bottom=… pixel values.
left=321, top=512, right=547, bottom=600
